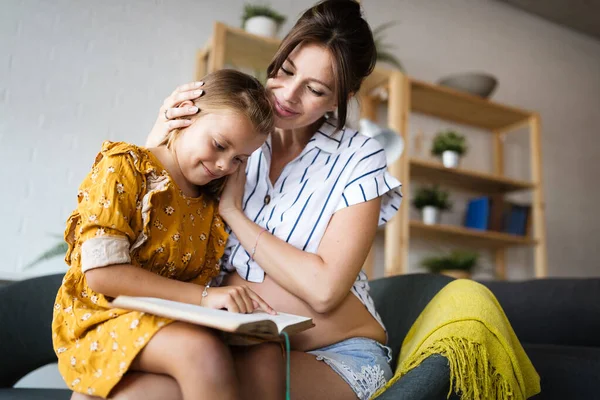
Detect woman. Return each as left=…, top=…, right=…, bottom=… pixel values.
left=80, top=1, right=402, bottom=399
left=155, top=1, right=401, bottom=399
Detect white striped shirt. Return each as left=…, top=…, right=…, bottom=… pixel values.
left=221, top=118, right=402, bottom=329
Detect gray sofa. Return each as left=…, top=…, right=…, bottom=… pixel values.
left=1, top=273, right=599, bottom=399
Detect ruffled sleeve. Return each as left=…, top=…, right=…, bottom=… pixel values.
left=68, top=141, right=146, bottom=272
left=335, top=138, right=403, bottom=226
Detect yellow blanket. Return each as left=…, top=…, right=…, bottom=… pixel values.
left=372, top=279, right=540, bottom=399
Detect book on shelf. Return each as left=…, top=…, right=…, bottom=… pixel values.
left=110, top=296, right=315, bottom=342
left=464, top=196, right=531, bottom=236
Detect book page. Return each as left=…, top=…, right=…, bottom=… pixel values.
left=110, top=296, right=313, bottom=336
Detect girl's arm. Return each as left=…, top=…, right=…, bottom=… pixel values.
left=85, top=264, right=204, bottom=304
left=85, top=264, right=275, bottom=314
left=219, top=167, right=381, bottom=314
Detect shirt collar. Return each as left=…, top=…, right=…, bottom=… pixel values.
left=305, top=117, right=346, bottom=154
left=259, top=117, right=346, bottom=162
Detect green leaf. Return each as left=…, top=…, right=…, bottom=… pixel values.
left=24, top=241, right=68, bottom=269
left=431, top=130, right=468, bottom=156
left=421, top=250, right=479, bottom=272
left=412, top=185, right=452, bottom=211
left=242, top=3, right=287, bottom=26
left=372, top=21, right=405, bottom=72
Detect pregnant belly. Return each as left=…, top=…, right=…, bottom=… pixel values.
left=223, top=272, right=386, bottom=351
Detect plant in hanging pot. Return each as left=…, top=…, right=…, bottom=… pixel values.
left=241, top=3, right=287, bottom=39
left=431, top=130, right=467, bottom=168
left=421, top=250, right=479, bottom=279
left=413, top=185, right=452, bottom=225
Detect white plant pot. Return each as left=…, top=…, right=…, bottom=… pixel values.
left=244, top=16, right=278, bottom=38
left=422, top=206, right=440, bottom=225
left=442, top=150, right=460, bottom=168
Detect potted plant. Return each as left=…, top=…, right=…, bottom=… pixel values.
left=413, top=185, right=452, bottom=225
left=431, top=129, right=467, bottom=168
left=241, top=3, right=287, bottom=38
left=421, top=250, right=479, bottom=279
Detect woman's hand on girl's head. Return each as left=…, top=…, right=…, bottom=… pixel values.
left=201, top=285, right=276, bottom=315
left=218, top=159, right=248, bottom=221
left=145, top=81, right=205, bottom=148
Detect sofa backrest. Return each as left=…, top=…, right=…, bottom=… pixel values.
left=0, top=273, right=64, bottom=387
left=480, top=278, right=600, bottom=348
left=370, top=274, right=600, bottom=368
left=369, top=273, right=454, bottom=366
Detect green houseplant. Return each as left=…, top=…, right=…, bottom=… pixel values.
left=25, top=234, right=68, bottom=269
left=431, top=130, right=467, bottom=168
left=421, top=250, right=479, bottom=279
left=242, top=4, right=287, bottom=38
left=373, top=21, right=404, bottom=71
left=413, top=185, right=452, bottom=225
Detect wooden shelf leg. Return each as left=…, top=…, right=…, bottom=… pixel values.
left=208, top=22, right=227, bottom=73
left=530, top=114, right=548, bottom=277
left=360, top=95, right=378, bottom=277
left=385, top=72, right=410, bottom=276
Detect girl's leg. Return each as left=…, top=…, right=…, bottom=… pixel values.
left=289, top=351, right=357, bottom=400
left=232, top=342, right=285, bottom=400
left=70, top=373, right=181, bottom=400
left=113, top=322, right=239, bottom=400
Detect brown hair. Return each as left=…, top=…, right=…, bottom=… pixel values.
left=267, top=0, right=376, bottom=131
left=162, top=69, right=274, bottom=198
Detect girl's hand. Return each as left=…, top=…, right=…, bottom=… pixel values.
left=218, top=160, right=248, bottom=220
left=202, top=285, right=276, bottom=314
left=146, top=82, right=205, bottom=147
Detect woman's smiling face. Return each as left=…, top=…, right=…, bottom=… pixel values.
left=266, top=42, right=338, bottom=130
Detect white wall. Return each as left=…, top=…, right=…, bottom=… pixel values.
left=1, top=0, right=599, bottom=284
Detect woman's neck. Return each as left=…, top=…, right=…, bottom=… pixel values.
left=271, top=117, right=325, bottom=159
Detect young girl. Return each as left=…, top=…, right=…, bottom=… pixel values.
left=52, top=69, right=277, bottom=399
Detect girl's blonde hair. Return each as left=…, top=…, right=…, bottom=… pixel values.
left=161, top=69, right=274, bottom=198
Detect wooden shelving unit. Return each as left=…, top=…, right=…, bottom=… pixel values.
left=196, top=22, right=547, bottom=281
left=409, top=158, right=534, bottom=194
left=409, top=221, right=537, bottom=248
left=359, top=70, right=547, bottom=280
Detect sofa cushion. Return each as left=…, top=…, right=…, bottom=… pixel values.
left=369, top=274, right=454, bottom=366
left=481, top=279, right=600, bottom=348
left=0, top=388, right=71, bottom=400
left=525, top=344, right=600, bottom=400
left=375, top=354, right=460, bottom=400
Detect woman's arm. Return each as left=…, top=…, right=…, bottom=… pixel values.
left=85, top=264, right=275, bottom=314
left=219, top=167, right=381, bottom=313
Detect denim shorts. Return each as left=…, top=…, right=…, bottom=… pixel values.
left=308, top=337, right=393, bottom=400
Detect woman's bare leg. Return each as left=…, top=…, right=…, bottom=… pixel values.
left=232, top=342, right=285, bottom=400
left=289, top=351, right=357, bottom=400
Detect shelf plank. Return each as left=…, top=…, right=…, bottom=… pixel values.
left=220, top=23, right=280, bottom=72
left=410, top=79, right=531, bottom=130
left=410, top=220, right=536, bottom=248
left=410, top=158, right=534, bottom=193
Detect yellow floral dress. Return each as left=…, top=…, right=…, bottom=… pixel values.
left=52, top=141, right=228, bottom=397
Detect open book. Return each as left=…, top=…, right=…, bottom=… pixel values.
left=110, top=296, right=314, bottom=341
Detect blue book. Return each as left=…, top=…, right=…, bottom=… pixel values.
left=504, top=204, right=530, bottom=236
left=464, top=197, right=490, bottom=231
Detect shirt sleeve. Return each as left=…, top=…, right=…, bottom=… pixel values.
left=335, top=138, right=403, bottom=226
left=76, top=149, right=144, bottom=272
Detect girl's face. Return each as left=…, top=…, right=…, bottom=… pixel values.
left=266, top=43, right=338, bottom=130
left=174, top=110, right=265, bottom=186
